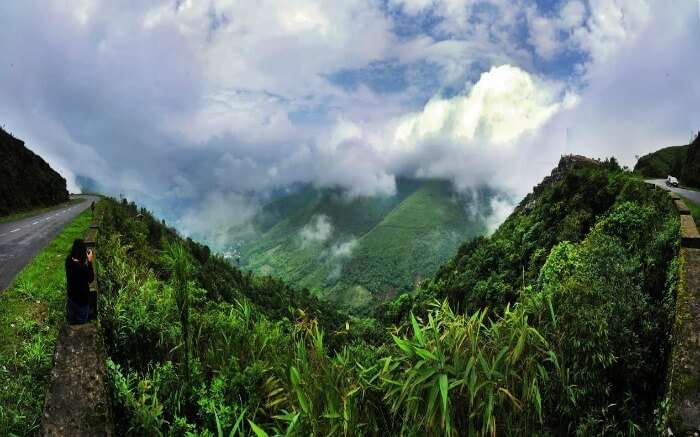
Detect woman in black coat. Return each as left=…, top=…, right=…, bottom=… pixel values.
left=65, top=239, right=94, bottom=325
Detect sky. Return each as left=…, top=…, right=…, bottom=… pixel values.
left=1, top=0, right=699, bottom=238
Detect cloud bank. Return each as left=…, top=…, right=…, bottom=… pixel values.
left=0, top=0, right=698, bottom=239
left=300, top=215, right=334, bottom=246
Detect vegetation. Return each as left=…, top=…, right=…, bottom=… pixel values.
left=237, top=179, right=498, bottom=311
left=0, top=208, right=93, bottom=434
left=681, top=133, right=700, bottom=187
left=97, top=157, right=680, bottom=435
left=634, top=131, right=700, bottom=188
left=0, top=127, right=69, bottom=217
left=680, top=195, right=700, bottom=224
left=634, top=145, right=687, bottom=179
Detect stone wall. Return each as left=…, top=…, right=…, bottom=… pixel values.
left=41, top=207, right=113, bottom=436
left=666, top=193, right=700, bottom=435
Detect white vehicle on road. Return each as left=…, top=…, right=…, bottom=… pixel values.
left=666, top=175, right=679, bottom=187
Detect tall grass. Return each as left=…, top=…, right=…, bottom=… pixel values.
left=96, top=171, right=679, bottom=436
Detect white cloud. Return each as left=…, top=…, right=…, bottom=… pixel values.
left=0, top=0, right=698, bottom=237
left=485, top=197, right=515, bottom=233
left=572, top=0, right=652, bottom=69
left=393, top=65, right=573, bottom=147
left=525, top=0, right=587, bottom=60
left=389, top=0, right=436, bottom=15
left=179, top=191, right=259, bottom=248
left=300, top=214, right=334, bottom=245
left=560, top=1, right=586, bottom=29
left=528, top=15, right=561, bottom=60
left=330, top=238, right=359, bottom=258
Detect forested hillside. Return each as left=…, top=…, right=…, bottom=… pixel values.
left=682, top=133, right=700, bottom=187
left=237, top=178, right=500, bottom=310
left=97, top=156, right=679, bottom=435
left=634, top=144, right=688, bottom=179
left=0, top=127, right=69, bottom=216
left=634, top=131, right=700, bottom=187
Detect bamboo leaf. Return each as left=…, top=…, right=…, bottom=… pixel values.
left=411, top=313, right=424, bottom=345
left=415, top=347, right=437, bottom=361
left=247, top=420, right=270, bottom=437
left=439, top=373, right=449, bottom=425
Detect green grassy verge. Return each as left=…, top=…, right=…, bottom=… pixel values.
left=0, top=197, right=87, bottom=224
left=0, top=207, right=93, bottom=435
left=680, top=195, right=700, bottom=224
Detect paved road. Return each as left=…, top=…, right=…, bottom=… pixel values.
left=0, top=195, right=99, bottom=293
left=647, top=179, right=700, bottom=206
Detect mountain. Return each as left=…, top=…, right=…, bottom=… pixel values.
left=682, top=133, right=700, bottom=187
left=82, top=157, right=678, bottom=436
left=237, top=178, right=505, bottom=309
left=0, top=127, right=69, bottom=216
left=634, top=144, right=688, bottom=179
left=379, top=156, right=678, bottom=432
left=634, top=131, right=700, bottom=186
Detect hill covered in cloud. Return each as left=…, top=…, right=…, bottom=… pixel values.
left=226, top=178, right=509, bottom=310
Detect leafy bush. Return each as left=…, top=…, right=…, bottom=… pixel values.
left=96, top=160, right=679, bottom=435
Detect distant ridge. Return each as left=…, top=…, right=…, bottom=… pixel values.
left=0, top=127, right=69, bottom=216
left=634, top=144, right=688, bottom=179
left=633, top=131, right=700, bottom=187
left=236, top=178, right=502, bottom=310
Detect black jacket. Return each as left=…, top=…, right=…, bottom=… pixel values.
left=66, top=257, right=94, bottom=305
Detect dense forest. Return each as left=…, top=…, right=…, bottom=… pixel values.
left=634, top=131, right=700, bottom=187
left=682, top=133, right=700, bottom=187
left=97, top=156, right=679, bottom=435
left=0, top=127, right=69, bottom=216
left=217, top=179, right=501, bottom=311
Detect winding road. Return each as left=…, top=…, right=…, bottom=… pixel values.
left=646, top=179, right=700, bottom=206
left=0, top=195, right=99, bottom=292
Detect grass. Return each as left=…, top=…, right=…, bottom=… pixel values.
left=680, top=195, right=700, bottom=224
left=0, top=197, right=87, bottom=224
left=0, top=206, right=94, bottom=435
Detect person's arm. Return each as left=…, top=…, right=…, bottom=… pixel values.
left=84, top=249, right=95, bottom=284
left=85, top=260, right=95, bottom=284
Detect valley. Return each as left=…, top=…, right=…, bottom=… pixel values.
left=234, top=179, right=507, bottom=309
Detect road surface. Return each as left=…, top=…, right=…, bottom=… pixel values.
left=647, top=179, right=700, bottom=206
left=0, top=195, right=99, bottom=293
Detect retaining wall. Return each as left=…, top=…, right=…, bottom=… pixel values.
left=41, top=209, right=113, bottom=436
left=666, top=194, right=700, bottom=435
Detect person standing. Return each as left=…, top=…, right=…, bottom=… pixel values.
left=65, top=239, right=94, bottom=324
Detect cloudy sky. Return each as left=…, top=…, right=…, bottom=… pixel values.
left=1, top=0, right=699, bottom=235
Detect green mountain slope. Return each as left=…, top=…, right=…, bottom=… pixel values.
left=86, top=157, right=679, bottom=436
left=240, top=178, right=500, bottom=309
left=633, top=131, right=700, bottom=187
left=378, top=156, right=679, bottom=433
left=682, top=133, right=700, bottom=186
left=0, top=127, right=69, bottom=216
left=634, top=144, right=688, bottom=179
